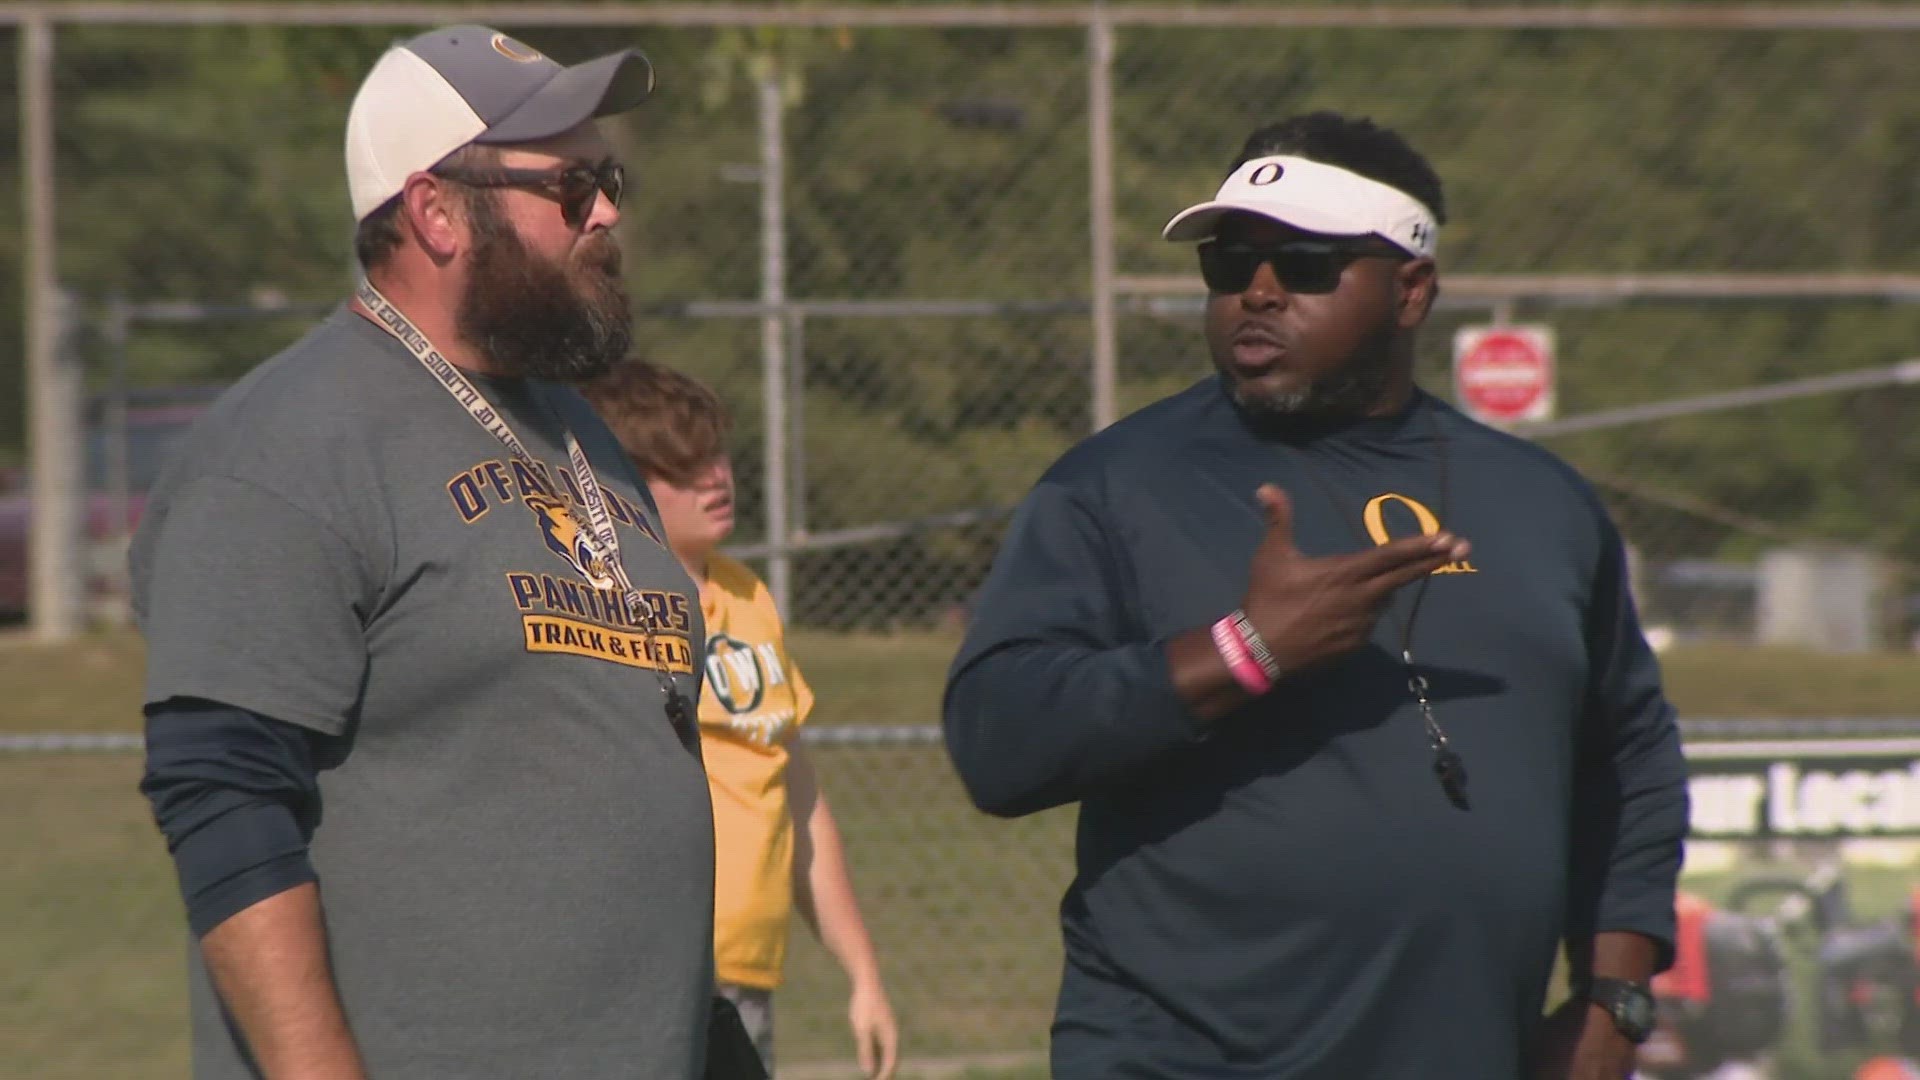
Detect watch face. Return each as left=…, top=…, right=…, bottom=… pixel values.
left=1602, top=983, right=1657, bottom=1042
left=1620, top=992, right=1656, bottom=1038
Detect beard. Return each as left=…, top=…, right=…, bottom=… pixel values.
left=455, top=192, right=633, bottom=383
left=1228, top=314, right=1401, bottom=422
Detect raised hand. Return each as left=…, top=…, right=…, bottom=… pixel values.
left=1239, top=484, right=1469, bottom=678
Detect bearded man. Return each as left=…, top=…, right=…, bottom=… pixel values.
left=130, top=26, right=715, bottom=1080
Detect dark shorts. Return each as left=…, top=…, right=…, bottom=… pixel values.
left=717, top=982, right=775, bottom=1070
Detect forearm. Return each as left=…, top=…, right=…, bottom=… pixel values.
left=943, top=636, right=1210, bottom=816
left=1164, top=622, right=1260, bottom=722
left=1567, top=929, right=1660, bottom=986
left=200, top=883, right=367, bottom=1080
left=795, top=795, right=883, bottom=988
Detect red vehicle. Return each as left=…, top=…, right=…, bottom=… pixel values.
left=0, top=385, right=224, bottom=619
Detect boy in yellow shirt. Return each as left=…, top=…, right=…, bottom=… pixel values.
left=586, top=361, right=898, bottom=1080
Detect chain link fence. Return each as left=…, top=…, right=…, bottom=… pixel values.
left=6, top=9, right=1918, bottom=644
left=8, top=7, right=1920, bottom=1080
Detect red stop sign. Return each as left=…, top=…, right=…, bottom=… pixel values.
left=1454, top=326, right=1554, bottom=423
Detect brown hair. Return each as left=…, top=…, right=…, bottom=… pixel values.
left=353, top=144, right=500, bottom=271
left=582, top=359, right=733, bottom=483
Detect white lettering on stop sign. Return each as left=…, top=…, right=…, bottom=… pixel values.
left=1453, top=325, right=1556, bottom=425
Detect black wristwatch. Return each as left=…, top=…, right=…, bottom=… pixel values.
left=1577, top=976, right=1657, bottom=1044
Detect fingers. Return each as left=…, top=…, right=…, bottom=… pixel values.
left=850, top=1004, right=900, bottom=1080
left=1259, top=484, right=1290, bottom=534
left=1436, top=534, right=1471, bottom=564
left=1367, top=549, right=1461, bottom=594
left=1254, top=484, right=1293, bottom=540
left=876, top=1024, right=900, bottom=1080
left=1347, top=532, right=1470, bottom=582
left=856, top=1028, right=876, bottom=1078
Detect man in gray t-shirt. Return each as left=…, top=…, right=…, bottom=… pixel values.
left=133, top=27, right=714, bottom=1080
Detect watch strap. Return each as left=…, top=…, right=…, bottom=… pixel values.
left=1580, top=976, right=1656, bottom=1044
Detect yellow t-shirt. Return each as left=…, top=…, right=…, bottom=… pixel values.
left=699, top=554, right=814, bottom=990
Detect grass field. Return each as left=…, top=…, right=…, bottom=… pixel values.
left=20, top=629, right=1920, bottom=735
left=0, top=628, right=1068, bottom=1078
left=7, top=629, right=1920, bottom=1077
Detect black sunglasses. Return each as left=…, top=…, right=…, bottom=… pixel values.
left=433, top=158, right=626, bottom=230
left=1197, top=238, right=1406, bottom=296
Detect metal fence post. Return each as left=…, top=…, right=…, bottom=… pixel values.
left=758, top=69, right=792, bottom=616
left=23, top=15, right=82, bottom=642
left=787, top=309, right=807, bottom=545
left=1087, top=9, right=1118, bottom=432
left=102, top=298, right=133, bottom=621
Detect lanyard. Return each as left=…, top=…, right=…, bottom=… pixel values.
left=1284, top=400, right=1470, bottom=810
left=353, top=280, right=693, bottom=728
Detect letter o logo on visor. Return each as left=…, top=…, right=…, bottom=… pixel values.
left=1248, top=163, right=1286, bottom=186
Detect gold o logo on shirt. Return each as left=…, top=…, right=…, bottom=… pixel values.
left=1362, top=493, right=1442, bottom=547
left=1363, top=492, right=1477, bottom=574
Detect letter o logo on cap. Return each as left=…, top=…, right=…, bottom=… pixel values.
left=1248, top=162, right=1286, bottom=186
left=491, top=34, right=545, bottom=63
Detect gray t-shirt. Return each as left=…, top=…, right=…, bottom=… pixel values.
left=131, top=307, right=714, bottom=1080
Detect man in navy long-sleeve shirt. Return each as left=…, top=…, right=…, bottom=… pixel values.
left=943, top=112, right=1689, bottom=1079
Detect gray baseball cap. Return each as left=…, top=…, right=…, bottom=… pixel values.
left=344, top=25, right=655, bottom=220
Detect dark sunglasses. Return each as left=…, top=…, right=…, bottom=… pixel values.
left=1197, top=238, right=1406, bottom=295
left=433, top=158, right=625, bottom=230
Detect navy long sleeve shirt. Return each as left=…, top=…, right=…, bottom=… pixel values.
left=141, top=700, right=338, bottom=935
left=943, top=378, right=1689, bottom=1079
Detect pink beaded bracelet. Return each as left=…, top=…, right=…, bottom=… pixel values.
left=1211, top=612, right=1273, bottom=696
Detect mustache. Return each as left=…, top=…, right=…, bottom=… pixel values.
left=575, top=235, right=622, bottom=278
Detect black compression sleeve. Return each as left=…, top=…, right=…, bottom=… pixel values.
left=139, top=699, right=333, bottom=936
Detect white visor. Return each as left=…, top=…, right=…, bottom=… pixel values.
left=1161, top=155, right=1438, bottom=258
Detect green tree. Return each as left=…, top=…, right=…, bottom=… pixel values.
left=5, top=12, right=1920, bottom=626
